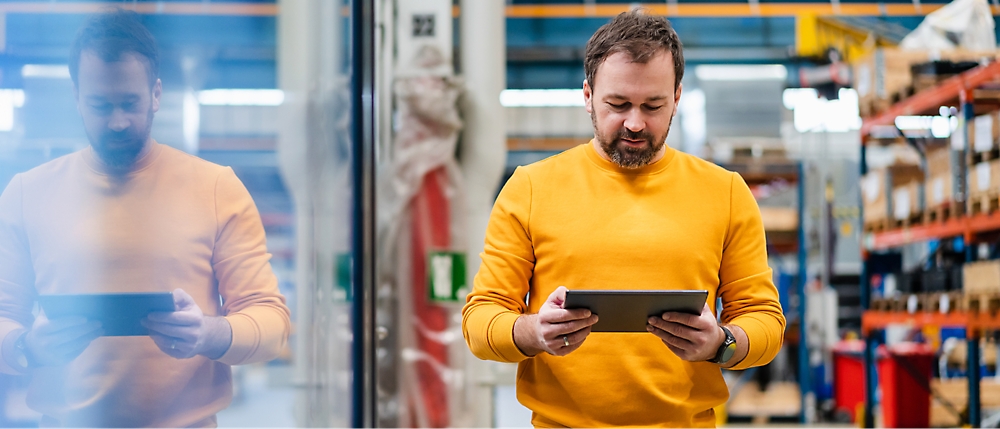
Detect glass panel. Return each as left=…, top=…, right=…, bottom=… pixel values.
left=0, top=1, right=363, bottom=427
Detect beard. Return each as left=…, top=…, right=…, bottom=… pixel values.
left=89, top=108, right=154, bottom=169
left=591, top=110, right=671, bottom=169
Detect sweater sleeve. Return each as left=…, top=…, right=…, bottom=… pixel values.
left=0, top=175, right=36, bottom=374
left=718, top=173, right=786, bottom=371
left=212, top=168, right=291, bottom=366
left=462, top=167, right=534, bottom=363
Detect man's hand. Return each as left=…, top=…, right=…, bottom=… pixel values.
left=23, top=313, right=103, bottom=367
left=513, top=286, right=599, bottom=357
left=647, top=303, right=724, bottom=362
left=142, top=289, right=233, bottom=360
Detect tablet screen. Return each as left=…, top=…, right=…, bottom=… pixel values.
left=38, top=293, right=175, bottom=336
left=563, top=289, right=709, bottom=332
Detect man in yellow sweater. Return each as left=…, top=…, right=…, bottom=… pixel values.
left=462, top=11, right=785, bottom=427
left=0, top=10, right=290, bottom=427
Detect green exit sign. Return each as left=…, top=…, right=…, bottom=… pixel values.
left=428, top=251, right=467, bottom=302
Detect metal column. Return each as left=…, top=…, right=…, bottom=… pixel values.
left=962, top=89, right=981, bottom=428
left=797, top=162, right=811, bottom=424
left=859, top=141, right=877, bottom=429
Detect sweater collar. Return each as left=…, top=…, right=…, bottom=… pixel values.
left=583, top=138, right=675, bottom=175
left=83, top=139, right=162, bottom=176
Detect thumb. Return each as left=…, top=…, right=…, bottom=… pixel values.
left=172, top=289, right=196, bottom=311
left=547, top=286, right=568, bottom=308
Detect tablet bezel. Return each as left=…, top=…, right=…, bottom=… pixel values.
left=563, top=289, right=709, bottom=333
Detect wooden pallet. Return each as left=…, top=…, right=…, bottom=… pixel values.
left=871, top=297, right=895, bottom=311
left=863, top=217, right=891, bottom=234
left=922, top=291, right=964, bottom=313
left=893, top=212, right=924, bottom=230
left=968, top=193, right=1000, bottom=215
left=961, top=292, right=1000, bottom=315
left=925, top=202, right=961, bottom=224
left=971, top=147, right=1000, bottom=165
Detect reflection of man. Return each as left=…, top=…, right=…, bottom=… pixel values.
left=0, top=10, right=290, bottom=427
left=462, top=11, right=785, bottom=427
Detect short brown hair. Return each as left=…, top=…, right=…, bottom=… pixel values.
left=584, top=10, right=684, bottom=91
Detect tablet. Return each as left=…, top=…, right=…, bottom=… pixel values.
left=38, top=293, right=175, bottom=337
left=563, top=289, right=709, bottom=332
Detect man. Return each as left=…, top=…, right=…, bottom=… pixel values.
left=0, top=10, right=290, bottom=427
left=462, top=11, right=785, bottom=427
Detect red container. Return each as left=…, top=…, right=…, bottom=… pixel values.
left=833, top=340, right=867, bottom=420
left=877, top=342, right=935, bottom=428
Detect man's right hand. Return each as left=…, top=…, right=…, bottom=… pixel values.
left=23, top=313, right=103, bottom=367
left=513, top=286, right=599, bottom=357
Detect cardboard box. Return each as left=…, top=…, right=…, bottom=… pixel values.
left=962, top=260, right=1000, bottom=294
left=972, top=111, right=1000, bottom=153
left=863, top=165, right=924, bottom=226
left=892, top=181, right=922, bottom=221
left=966, top=160, right=1000, bottom=198
left=853, top=48, right=1000, bottom=115
left=925, top=173, right=954, bottom=208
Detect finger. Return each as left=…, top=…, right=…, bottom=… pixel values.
left=649, top=318, right=700, bottom=341
left=547, top=286, right=568, bottom=308
left=660, top=311, right=703, bottom=329
left=544, top=315, right=598, bottom=337
left=36, top=317, right=93, bottom=334
left=563, top=326, right=593, bottom=346
left=541, top=308, right=593, bottom=324
left=41, top=321, right=104, bottom=347
left=146, top=310, right=201, bottom=326
left=648, top=324, right=695, bottom=348
left=55, top=328, right=104, bottom=359
left=142, top=320, right=197, bottom=340
left=172, top=288, right=197, bottom=312
left=149, top=333, right=188, bottom=359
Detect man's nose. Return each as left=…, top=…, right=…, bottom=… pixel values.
left=623, top=109, right=645, bottom=133
left=108, top=109, right=130, bottom=132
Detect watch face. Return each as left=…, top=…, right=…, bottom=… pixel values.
left=721, top=344, right=737, bottom=363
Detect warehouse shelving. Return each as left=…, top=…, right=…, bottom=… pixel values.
left=860, top=60, right=1000, bottom=428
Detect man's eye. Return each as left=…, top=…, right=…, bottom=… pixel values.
left=608, top=102, right=628, bottom=110
left=90, top=104, right=112, bottom=113
left=645, top=105, right=664, bottom=111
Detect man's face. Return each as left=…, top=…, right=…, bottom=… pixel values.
left=584, top=50, right=681, bottom=168
left=74, top=51, right=161, bottom=168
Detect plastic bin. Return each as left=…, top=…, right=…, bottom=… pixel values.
left=878, top=342, right=935, bottom=428
left=833, top=340, right=866, bottom=421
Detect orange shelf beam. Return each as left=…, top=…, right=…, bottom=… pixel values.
left=863, top=310, right=1000, bottom=334
left=867, top=211, right=1000, bottom=250
left=861, top=61, right=1000, bottom=137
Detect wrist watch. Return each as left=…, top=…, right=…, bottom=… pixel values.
left=708, top=326, right=737, bottom=365
left=13, top=331, right=37, bottom=371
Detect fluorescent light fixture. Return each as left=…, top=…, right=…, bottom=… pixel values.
left=500, top=89, right=584, bottom=107
left=197, top=89, right=284, bottom=106
left=21, top=64, right=70, bottom=79
left=788, top=88, right=861, bottom=133
left=695, top=64, right=787, bottom=82
left=0, top=89, right=25, bottom=132
left=782, top=88, right=818, bottom=110
left=895, top=115, right=957, bottom=138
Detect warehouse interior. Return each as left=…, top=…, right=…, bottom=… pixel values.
left=2, top=0, right=1000, bottom=427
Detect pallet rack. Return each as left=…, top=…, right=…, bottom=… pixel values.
left=860, top=60, right=1000, bottom=428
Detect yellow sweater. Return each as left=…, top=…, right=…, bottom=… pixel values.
left=0, top=142, right=290, bottom=427
left=462, top=142, right=785, bottom=428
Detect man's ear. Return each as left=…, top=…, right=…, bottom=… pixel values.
left=73, top=84, right=81, bottom=115
left=672, top=83, right=683, bottom=118
left=151, top=79, right=162, bottom=113
left=583, top=79, right=593, bottom=114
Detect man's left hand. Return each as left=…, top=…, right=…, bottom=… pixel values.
left=647, top=303, right=723, bottom=362
left=142, top=289, right=233, bottom=360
